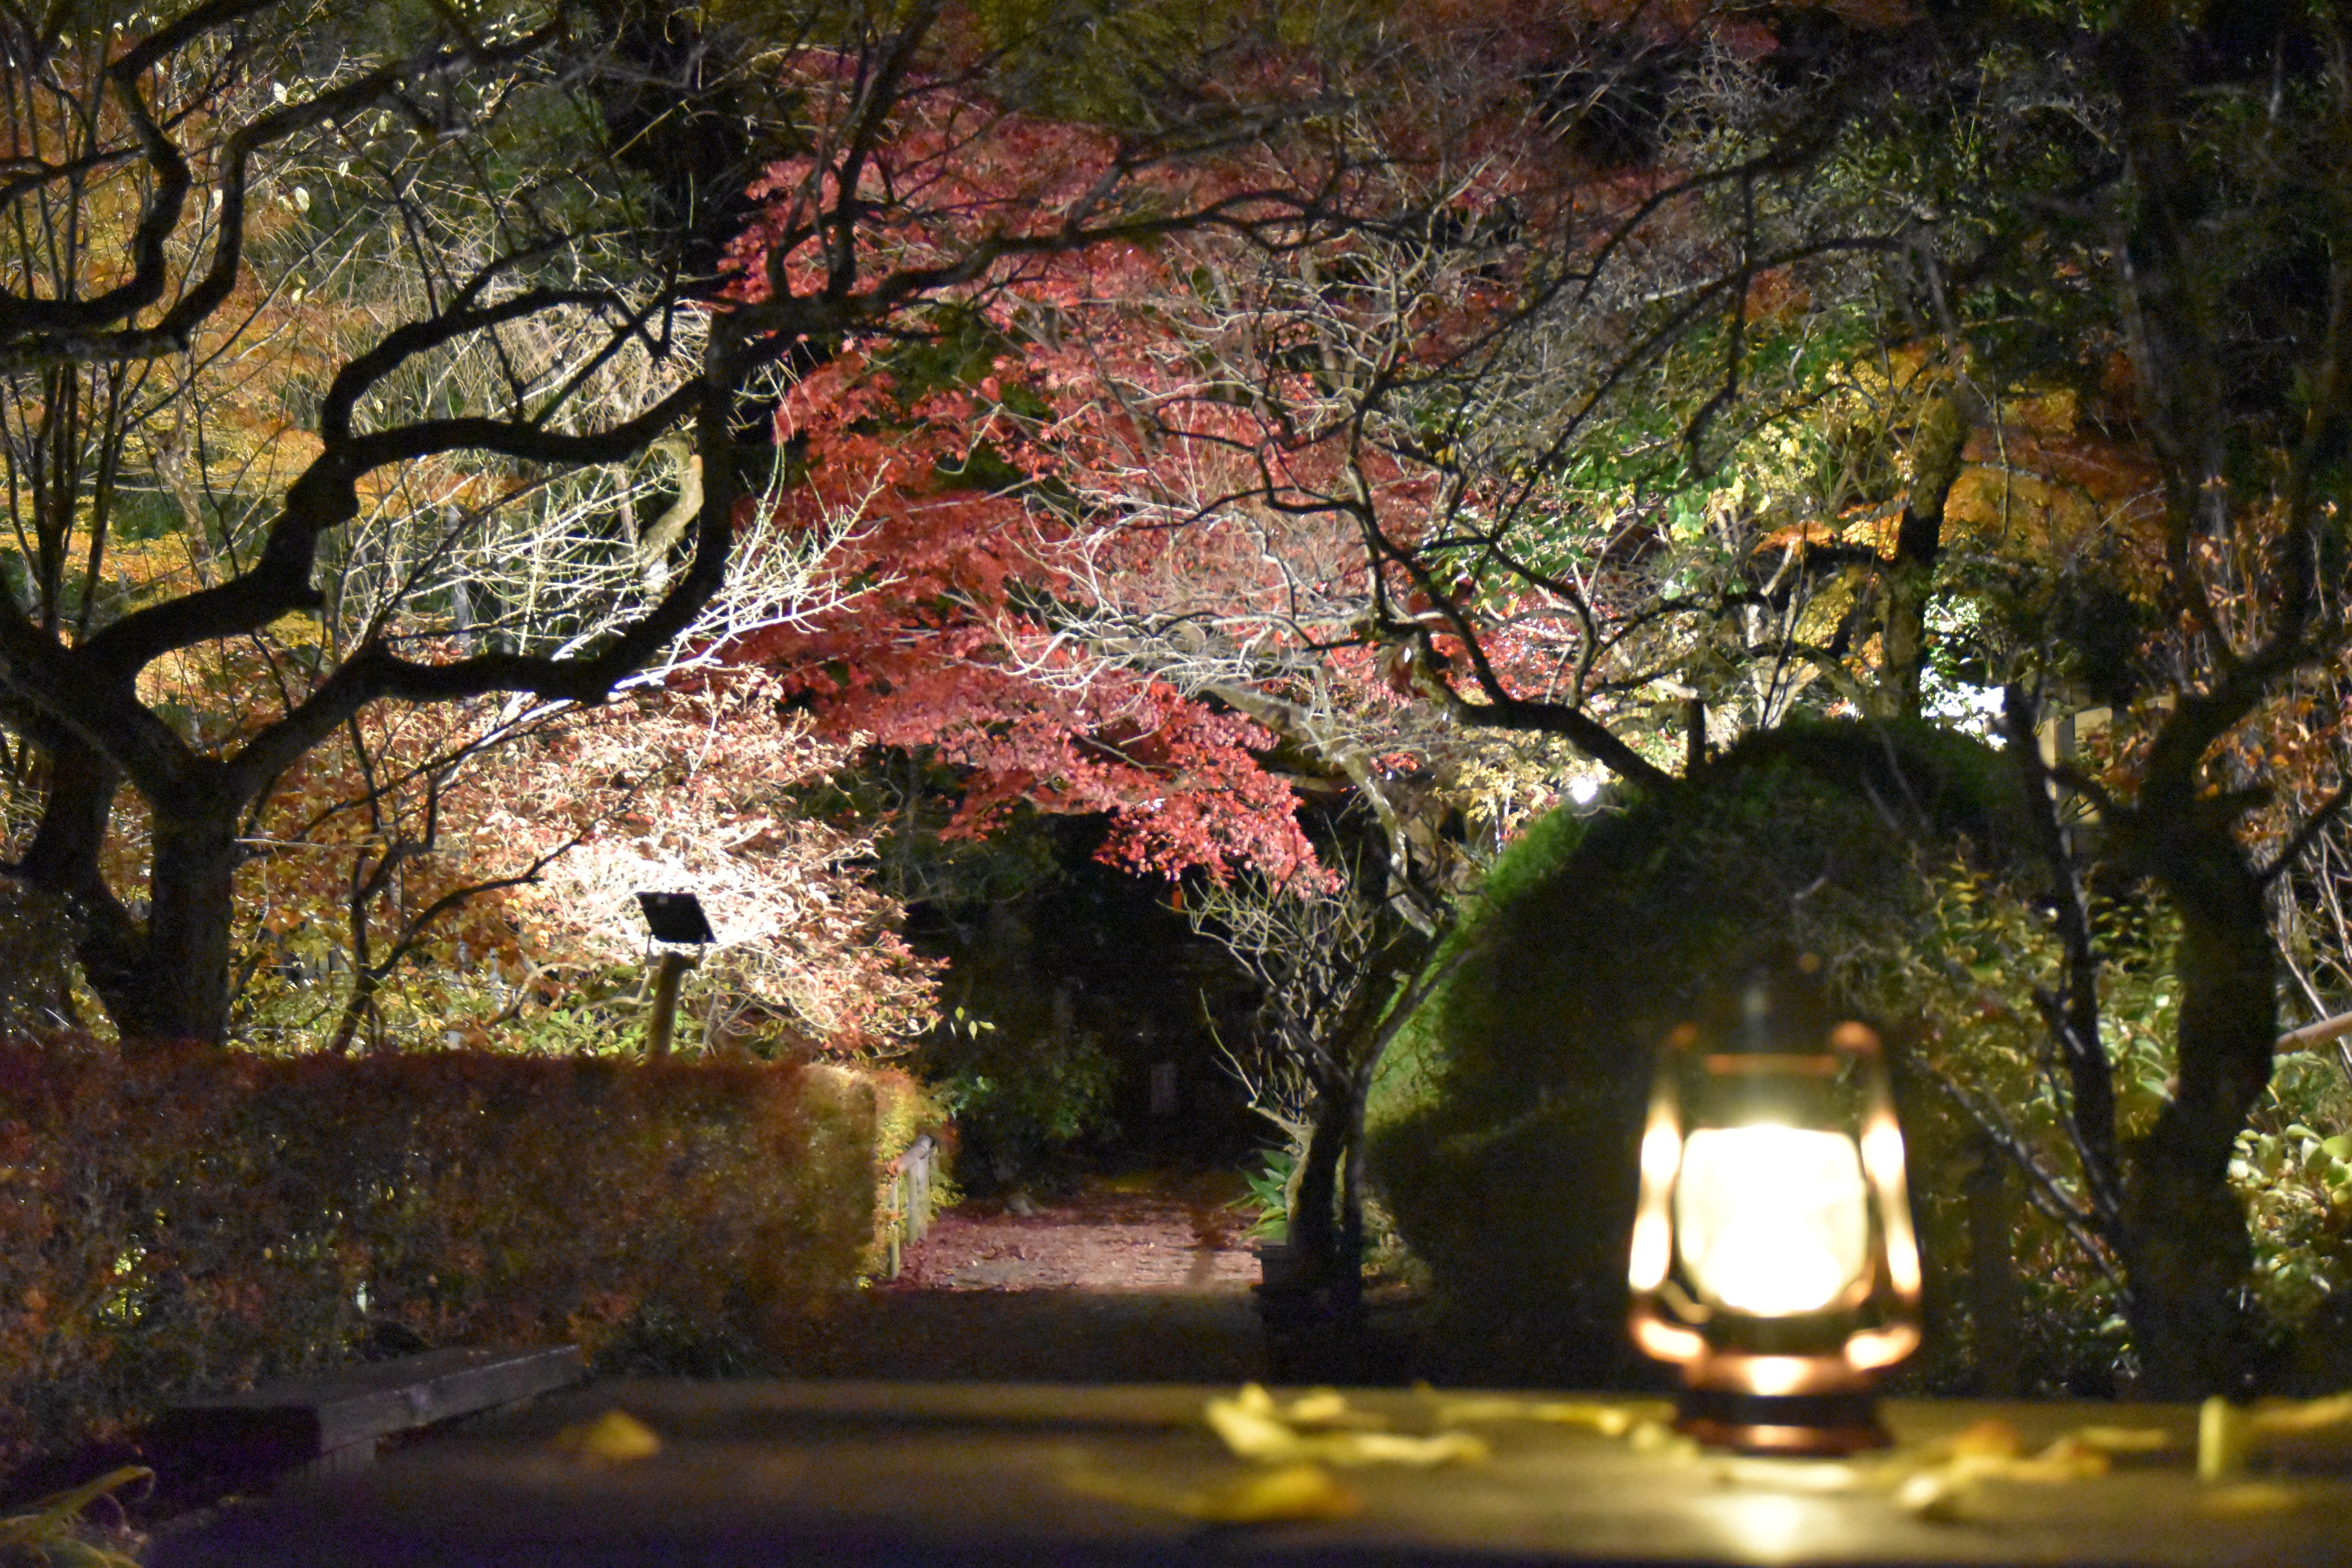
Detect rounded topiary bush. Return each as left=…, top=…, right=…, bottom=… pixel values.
left=1365, top=719, right=2032, bottom=1388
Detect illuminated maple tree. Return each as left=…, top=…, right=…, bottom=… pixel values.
left=0, top=0, right=1347, bottom=1046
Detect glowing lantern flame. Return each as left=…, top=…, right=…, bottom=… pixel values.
left=1673, top=1126, right=1868, bottom=1315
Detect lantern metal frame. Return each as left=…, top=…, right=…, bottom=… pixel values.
left=1627, top=991, right=1922, bottom=1456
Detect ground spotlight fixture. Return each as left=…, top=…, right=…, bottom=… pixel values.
left=634, top=891, right=714, bottom=1059
left=1626, top=957, right=1921, bottom=1455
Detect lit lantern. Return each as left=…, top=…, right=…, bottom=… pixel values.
left=1627, top=962, right=1922, bottom=1454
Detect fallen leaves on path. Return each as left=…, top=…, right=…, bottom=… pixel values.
left=895, top=1178, right=1259, bottom=1294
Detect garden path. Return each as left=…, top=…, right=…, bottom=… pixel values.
left=778, top=1171, right=1268, bottom=1383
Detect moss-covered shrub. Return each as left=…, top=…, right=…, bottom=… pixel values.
left=1365, top=720, right=2034, bottom=1388
left=0, top=1043, right=906, bottom=1474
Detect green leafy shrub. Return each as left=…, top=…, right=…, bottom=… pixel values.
left=2234, top=1057, right=2352, bottom=1333
left=1862, top=856, right=2157, bottom=1389
left=1873, top=857, right=2352, bottom=1388
left=0, top=1041, right=902, bottom=1475
left=1236, top=1147, right=1299, bottom=1242
left=928, top=1019, right=1118, bottom=1186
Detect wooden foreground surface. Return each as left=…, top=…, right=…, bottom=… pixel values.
left=155, top=1381, right=2352, bottom=1566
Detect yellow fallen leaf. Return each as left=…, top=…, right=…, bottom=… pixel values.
left=1063, top=1462, right=1362, bottom=1523
left=2252, top=1392, right=2352, bottom=1435
left=1429, top=1395, right=1674, bottom=1436
left=1202, top=1392, right=1487, bottom=1467
left=2199, top=1481, right=2300, bottom=1515
left=1940, top=1418, right=2023, bottom=1459
left=1283, top=1390, right=1355, bottom=1426
left=1895, top=1469, right=1973, bottom=1523
left=2199, top=1397, right=2255, bottom=1481
left=2013, top=1438, right=2110, bottom=1481
left=549, top=1410, right=662, bottom=1463
left=2066, top=1426, right=2172, bottom=1454
left=2199, top=1390, right=2352, bottom=1479
left=1192, top=1463, right=1364, bottom=1523
left=1204, top=1395, right=1306, bottom=1460
left=1320, top=1431, right=1489, bottom=1467
left=1893, top=1433, right=2111, bottom=1521
left=1532, top=1399, right=1677, bottom=1436
left=1221, top=1384, right=1385, bottom=1431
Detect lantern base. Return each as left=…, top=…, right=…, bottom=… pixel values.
left=1674, top=1388, right=1891, bottom=1456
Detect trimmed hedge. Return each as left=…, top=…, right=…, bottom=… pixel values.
left=0, top=1043, right=909, bottom=1472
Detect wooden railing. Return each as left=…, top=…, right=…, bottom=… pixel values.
left=883, top=1134, right=936, bottom=1280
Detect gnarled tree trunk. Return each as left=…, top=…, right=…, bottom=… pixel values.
left=2121, top=823, right=2277, bottom=1395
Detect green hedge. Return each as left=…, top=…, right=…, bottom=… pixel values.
left=0, top=1043, right=910, bottom=1473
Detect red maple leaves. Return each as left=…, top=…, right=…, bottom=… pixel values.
left=712, top=24, right=1609, bottom=887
